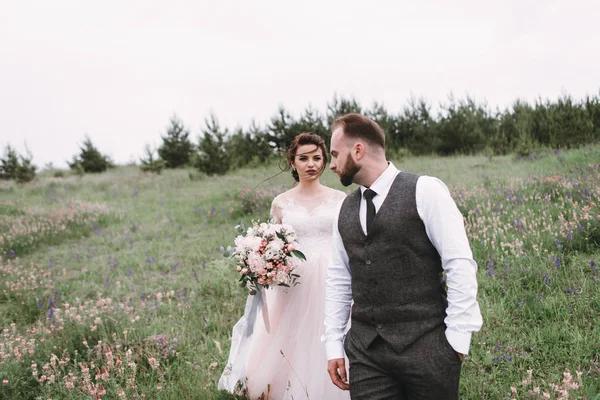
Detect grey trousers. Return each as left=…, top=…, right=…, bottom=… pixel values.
left=344, top=326, right=462, bottom=400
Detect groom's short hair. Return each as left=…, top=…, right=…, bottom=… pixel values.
left=332, top=113, right=386, bottom=149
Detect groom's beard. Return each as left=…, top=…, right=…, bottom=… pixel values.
left=339, top=155, right=361, bottom=187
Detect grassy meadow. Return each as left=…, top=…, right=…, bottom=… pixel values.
left=1, top=146, right=599, bottom=399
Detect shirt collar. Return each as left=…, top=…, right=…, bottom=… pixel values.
left=360, top=162, right=399, bottom=196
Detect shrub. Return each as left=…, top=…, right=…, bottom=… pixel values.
left=0, top=145, right=37, bottom=183
left=68, top=136, right=113, bottom=173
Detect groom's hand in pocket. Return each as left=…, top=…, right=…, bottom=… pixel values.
left=327, top=359, right=350, bottom=390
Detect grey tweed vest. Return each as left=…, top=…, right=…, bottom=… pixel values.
left=338, top=172, right=448, bottom=351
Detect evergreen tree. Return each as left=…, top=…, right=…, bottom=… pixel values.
left=0, top=144, right=37, bottom=183
left=297, top=105, right=329, bottom=144
left=0, top=145, right=19, bottom=180
left=326, top=94, right=362, bottom=128
left=395, top=97, right=436, bottom=155
left=366, top=102, right=397, bottom=150
left=68, top=136, right=112, bottom=173
left=139, top=145, right=165, bottom=174
left=15, top=147, right=37, bottom=183
left=584, top=93, right=600, bottom=136
left=225, top=122, right=272, bottom=169
left=496, top=100, right=535, bottom=155
left=266, top=106, right=297, bottom=153
left=247, top=120, right=273, bottom=164
left=434, top=95, right=495, bottom=155
left=158, top=115, right=193, bottom=168
left=195, top=114, right=230, bottom=175
left=226, top=127, right=253, bottom=169
left=549, top=95, right=594, bottom=148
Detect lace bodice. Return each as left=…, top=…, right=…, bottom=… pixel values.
left=271, top=189, right=347, bottom=254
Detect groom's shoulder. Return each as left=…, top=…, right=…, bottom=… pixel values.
left=398, top=170, right=422, bottom=180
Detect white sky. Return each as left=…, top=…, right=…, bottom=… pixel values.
left=1, top=0, right=599, bottom=168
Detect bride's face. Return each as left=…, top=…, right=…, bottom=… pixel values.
left=292, top=144, right=325, bottom=182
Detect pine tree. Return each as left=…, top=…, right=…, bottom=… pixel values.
left=195, top=114, right=230, bottom=175
left=15, top=147, right=37, bottom=183
left=0, top=144, right=37, bottom=183
left=158, top=115, right=193, bottom=168
left=68, top=136, right=112, bottom=173
left=0, top=145, right=19, bottom=180
left=297, top=105, right=329, bottom=144
left=266, top=106, right=296, bottom=153
left=139, top=145, right=165, bottom=174
left=326, top=94, right=363, bottom=128
left=247, top=120, right=273, bottom=164
left=366, top=101, right=397, bottom=149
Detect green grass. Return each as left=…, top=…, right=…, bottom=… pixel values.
left=0, top=144, right=599, bottom=399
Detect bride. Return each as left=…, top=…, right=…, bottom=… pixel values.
left=218, top=132, right=350, bottom=399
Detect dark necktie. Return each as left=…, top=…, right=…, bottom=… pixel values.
left=364, top=189, right=377, bottom=234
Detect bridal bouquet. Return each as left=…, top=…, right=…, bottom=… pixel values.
left=230, top=221, right=305, bottom=294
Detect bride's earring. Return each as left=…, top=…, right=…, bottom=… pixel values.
left=292, top=168, right=296, bottom=172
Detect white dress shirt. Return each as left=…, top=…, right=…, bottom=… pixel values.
left=324, top=163, right=483, bottom=360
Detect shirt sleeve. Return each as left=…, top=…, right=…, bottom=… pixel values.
left=415, top=176, right=483, bottom=355
left=322, top=209, right=353, bottom=360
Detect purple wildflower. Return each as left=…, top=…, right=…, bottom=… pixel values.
left=487, top=261, right=496, bottom=277
left=543, top=273, right=551, bottom=289
left=555, top=238, right=563, bottom=251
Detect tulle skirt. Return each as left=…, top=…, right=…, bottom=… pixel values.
left=218, top=247, right=350, bottom=400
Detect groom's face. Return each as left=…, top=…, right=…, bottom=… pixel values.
left=338, top=155, right=360, bottom=186
left=330, top=128, right=361, bottom=187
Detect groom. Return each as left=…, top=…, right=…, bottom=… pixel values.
left=324, top=113, right=482, bottom=399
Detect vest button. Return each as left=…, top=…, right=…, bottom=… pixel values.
left=377, top=324, right=383, bottom=330
left=366, top=260, right=372, bottom=265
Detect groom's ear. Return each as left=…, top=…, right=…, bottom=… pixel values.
left=354, top=142, right=365, bottom=160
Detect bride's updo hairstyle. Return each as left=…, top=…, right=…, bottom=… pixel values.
left=286, top=133, right=328, bottom=182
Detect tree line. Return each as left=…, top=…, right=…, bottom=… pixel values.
left=2, top=92, right=600, bottom=181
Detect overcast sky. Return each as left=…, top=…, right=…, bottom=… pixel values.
left=1, top=0, right=599, bottom=168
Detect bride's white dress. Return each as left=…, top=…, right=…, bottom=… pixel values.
left=218, top=189, right=350, bottom=400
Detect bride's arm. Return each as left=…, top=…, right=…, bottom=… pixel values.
left=270, top=198, right=283, bottom=223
